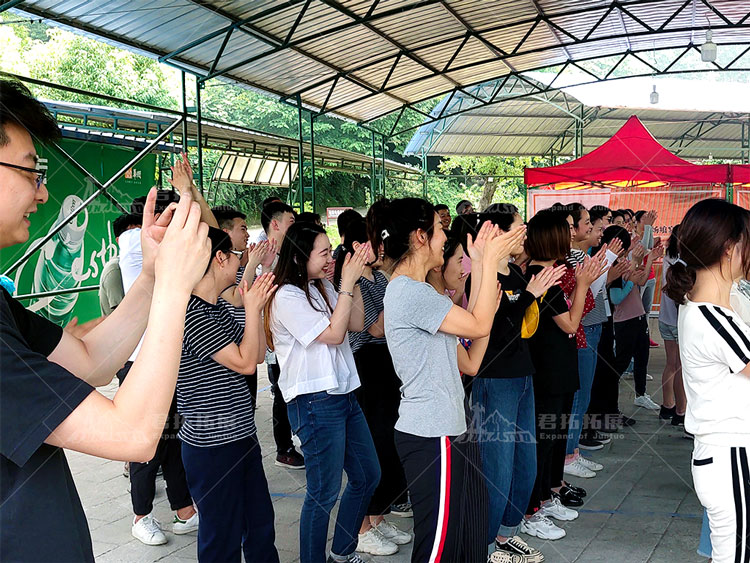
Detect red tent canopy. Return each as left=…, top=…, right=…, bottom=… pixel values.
left=525, top=116, right=730, bottom=186
left=732, top=164, right=750, bottom=184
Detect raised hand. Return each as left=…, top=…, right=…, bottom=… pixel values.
left=340, top=242, right=371, bottom=291
left=141, top=187, right=178, bottom=277
left=260, top=238, right=278, bottom=269
left=154, top=189, right=211, bottom=293
left=631, top=243, right=647, bottom=265
left=466, top=221, right=497, bottom=262
left=645, top=209, right=658, bottom=226
left=608, top=259, right=630, bottom=282
left=239, top=273, right=277, bottom=312
left=485, top=224, right=526, bottom=264
left=576, top=253, right=608, bottom=288
left=607, top=237, right=624, bottom=257
left=526, top=264, right=566, bottom=298
left=167, top=152, right=194, bottom=196
left=245, top=241, right=265, bottom=270
left=648, top=243, right=665, bottom=261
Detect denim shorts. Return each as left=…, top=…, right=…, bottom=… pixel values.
left=658, top=321, right=678, bottom=341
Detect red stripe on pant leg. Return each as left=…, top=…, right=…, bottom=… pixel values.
left=435, top=437, right=452, bottom=563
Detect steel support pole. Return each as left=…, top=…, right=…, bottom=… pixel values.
left=4, top=117, right=183, bottom=276
left=0, top=0, right=24, bottom=13
left=181, top=72, right=189, bottom=152
left=742, top=120, right=749, bottom=165
left=195, top=76, right=204, bottom=193
left=381, top=135, right=386, bottom=197
left=309, top=112, right=316, bottom=213
left=421, top=150, right=428, bottom=199
left=370, top=131, right=376, bottom=204
left=296, top=95, right=305, bottom=212
left=287, top=149, right=294, bottom=205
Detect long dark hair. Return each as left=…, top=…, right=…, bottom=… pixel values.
left=333, top=219, right=367, bottom=288
left=665, top=199, right=750, bottom=305
left=666, top=224, right=680, bottom=259
left=265, top=222, right=333, bottom=349
left=367, top=197, right=437, bottom=264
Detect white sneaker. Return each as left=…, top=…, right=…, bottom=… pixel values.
left=357, top=528, right=398, bottom=556
left=488, top=550, right=525, bottom=563
left=541, top=497, right=579, bottom=521
left=577, top=456, right=604, bottom=472
left=563, top=458, right=596, bottom=479
left=173, top=511, right=199, bottom=534
left=646, top=373, right=654, bottom=381
left=520, top=513, right=566, bottom=540
left=634, top=394, right=660, bottom=410
left=132, top=514, right=167, bottom=546
left=375, top=520, right=412, bottom=545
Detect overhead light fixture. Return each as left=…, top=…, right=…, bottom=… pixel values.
left=650, top=84, right=659, bottom=104
left=701, top=29, right=717, bottom=62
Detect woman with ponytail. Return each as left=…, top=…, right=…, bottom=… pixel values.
left=333, top=219, right=412, bottom=557
left=664, top=198, right=750, bottom=563
left=267, top=222, right=379, bottom=563
left=372, top=197, right=524, bottom=562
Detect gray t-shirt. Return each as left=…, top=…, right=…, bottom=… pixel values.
left=384, top=275, right=466, bottom=437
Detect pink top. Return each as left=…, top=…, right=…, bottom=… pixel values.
left=613, top=281, right=646, bottom=323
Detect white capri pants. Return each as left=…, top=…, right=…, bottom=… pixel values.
left=692, top=441, right=750, bottom=563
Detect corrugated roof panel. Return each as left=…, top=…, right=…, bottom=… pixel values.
left=386, top=74, right=456, bottom=101
left=373, top=3, right=466, bottom=49
left=451, top=0, right=537, bottom=30
left=338, top=0, right=377, bottom=18
left=252, top=3, right=312, bottom=40
left=232, top=50, right=338, bottom=92
left=414, top=37, right=467, bottom=70
left=445, top=59, right=514, bottom=84
left=386, top=56, right=436, bottom=88
left=303, top=27, right=399, bottom=71
left=479, top=21, right=542, bottom=55
left=304, top=78, right=375, bottom=109
left=447, top=36, right=497, bottom=70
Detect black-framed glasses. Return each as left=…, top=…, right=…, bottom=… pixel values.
left=0, top=161, right=47, bottom=189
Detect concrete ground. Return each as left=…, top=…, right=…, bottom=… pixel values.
left=72, top=321, right=703, bottom=562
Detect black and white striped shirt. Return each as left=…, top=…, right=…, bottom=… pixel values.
left=348, top=271, right=388, bottom=353
left=177, top=295, right=256, bottom=447
left=679, top=300, right=750, bottom=446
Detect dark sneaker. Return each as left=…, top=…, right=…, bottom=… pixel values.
left=390, top=502, right=413, bottom=518
left=671, top=413, right=685, bottom=426
left=593, top=431, right=612, bottom=444
left=578, top=437, right=604, bottom=451
left=327, top=554, right=366, bottom=563
left=620, top=415, right=637, bottom=427
left=275, top=448, right=305, bottom=469
left=659, top=405, right=677, bottom=421
left=561, top=482, right=587, bottom=498
left=553, top=488, right=583, bottom=508
left=494, top=535, right=544, bottom=562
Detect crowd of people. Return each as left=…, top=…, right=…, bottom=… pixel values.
left=3, top=77, right=750, bottom=563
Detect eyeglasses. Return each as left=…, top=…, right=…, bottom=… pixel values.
left=0, top=161, right=47, bottom=189
left=228, top=249, right=244, bottom=258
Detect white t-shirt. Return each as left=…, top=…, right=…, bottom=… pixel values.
left=679, top=300, right=750, bottom=446
left=118, top=228, right=145, bottom=362
left=270, top=280, right=360, bottom=402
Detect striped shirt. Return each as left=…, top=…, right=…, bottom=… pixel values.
left=679, top=300, right=750, bottom=446
left=348, top=271, right=387, bottom=353
left=177, top=295, right=256, bottom=447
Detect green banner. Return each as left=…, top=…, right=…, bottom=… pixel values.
left=0, top=138, right=156, bottom=325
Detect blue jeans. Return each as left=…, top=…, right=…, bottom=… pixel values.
left=698, top=508, right=712, bottom=558
left=287, top=391, right=380, bottom=563
left=472, top=376, right=537, bottom=542
left=567, top=323, right=602, bottom=454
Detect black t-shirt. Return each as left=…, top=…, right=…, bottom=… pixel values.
left=524, top=265, right=579, bottom=394
left=466, top=263, right=536, bottom=378
left=0, top=288, right=95, bottom=562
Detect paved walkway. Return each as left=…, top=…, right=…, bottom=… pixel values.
left=72, top=327, right=703, bottom=562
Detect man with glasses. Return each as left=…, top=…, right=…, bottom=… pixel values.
left=0, top=79, right=212, bottom=562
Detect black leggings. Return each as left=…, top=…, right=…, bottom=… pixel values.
left=614, top=315, right=650, bottom=397
left=354, top=343, right=408, bottom=515
left=588, top=316, right=619, bottom=427
left=267, top=362, right=294, bottom=453
left=527, top=391, right=574, bottom=513
left=117, top=362, right=192, bottom=516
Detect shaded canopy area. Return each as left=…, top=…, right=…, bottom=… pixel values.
left=11, top=1, right=750, bottom=136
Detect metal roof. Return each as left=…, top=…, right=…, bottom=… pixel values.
left=44, top=99, right=419, bottom=176
left=404, top=75, right=750, bottom=160
left=10, top=1, right=750, bottom=135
